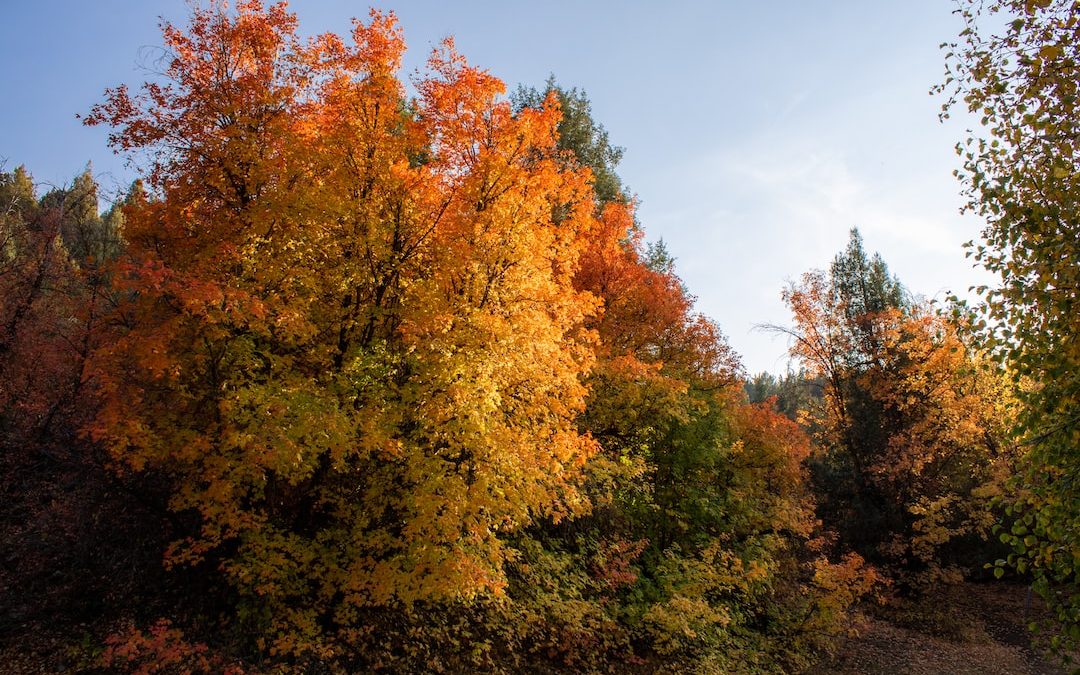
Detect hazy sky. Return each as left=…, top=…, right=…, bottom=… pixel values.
left=0, top=1, right=993, bottom=374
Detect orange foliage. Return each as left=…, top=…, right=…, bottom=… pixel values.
left=785, top=265, right=1012, bottom=585
left=101, top=619, right=244, bottom=675
left=864, top=308, right=1013, bottom=583
left=731, top=400, right=817, bottom=539
left=63, top=3, right=881, bottom=668
left=577, top=201, right=738, bottom=383
left=85, top=2, right=604, bottom=654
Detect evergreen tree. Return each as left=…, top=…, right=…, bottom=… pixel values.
left=829, top=228, right=906, bottom=368
left=745, top=369, right=819, bottom=421
left=513, top=78, right=628, bottom=207
left=1, top=165, right=39, bottom=225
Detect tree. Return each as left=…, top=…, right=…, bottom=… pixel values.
left=84, top=2, right=604, bottom=656
left=828, top=228, right=905, bottom=367
left=865, top=307, right=1014, bottom=586
left=70, top=6, right=884, bottom=669
left=942, top=0, right=1080, bottom=651
left=504, top=82, right=873, bottom=672
left=0, top=165, right=38, bottom=231
left=513, top=78, right=628, bottom=207
left=775, top=230, right=906, bottom=528
left=0, top=165, right=113, bottom=442
left=777, top=233, right=1010, bottom=587
left=745, top=368, right=819, bottom=422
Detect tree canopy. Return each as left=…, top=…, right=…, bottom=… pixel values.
left=0, top=1, right=1075, bottom=672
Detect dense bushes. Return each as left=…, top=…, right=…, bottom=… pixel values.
left=4, top=1, right=1049, bottom=672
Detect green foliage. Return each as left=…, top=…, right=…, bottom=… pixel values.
left=0, top=6, right=884, bottom=673
left=780, top=233, right=1012, bottom=590
left=38, top=165, right=121, bottom=265
left=744, top=369, right=819, bottom=421
left=942, top=0, right=1080, bottom=654
left=508, top=81, right=875, bottom=673
left=829, top=228, right=906, bottom=332
left=0, top=165, right=38, bottom=228
left=513, top=77, right=628, bottom=207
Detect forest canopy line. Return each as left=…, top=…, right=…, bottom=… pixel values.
left=0, top=0, right=1076, bottom=673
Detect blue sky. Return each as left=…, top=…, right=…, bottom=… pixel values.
left=0, top=1, right=992, bottom=373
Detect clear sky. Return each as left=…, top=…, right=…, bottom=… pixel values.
left=0, top=1, right=993, bottom=374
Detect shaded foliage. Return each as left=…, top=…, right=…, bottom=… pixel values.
left=776, top=230, right=1013, bottom=590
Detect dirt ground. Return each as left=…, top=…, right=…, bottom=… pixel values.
left=813, top=583, right=1072, bottom=675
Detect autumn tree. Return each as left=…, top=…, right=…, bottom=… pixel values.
left=62, top=5, right=885, bottom=669
left=865, top=308, right=1014, bottom=586
left=0, top=164, right=113, bottom=442
left=511, top=83, right=875, bottom=669
left=0, top=166, right=42, bottom=370
left=0, top=160, right=181, bottom=656
left=84, top=2, right=604, bottom=659
left=941, top=0, right=1080, bottom=651
left=774, top=230, right=907, bottom=549
left=532, top=198, right=869, bottom=671
left=779, top=232, right=1011, bottom=588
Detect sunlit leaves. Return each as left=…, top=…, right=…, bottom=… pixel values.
left=85, top=2, right=602, bottom=655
